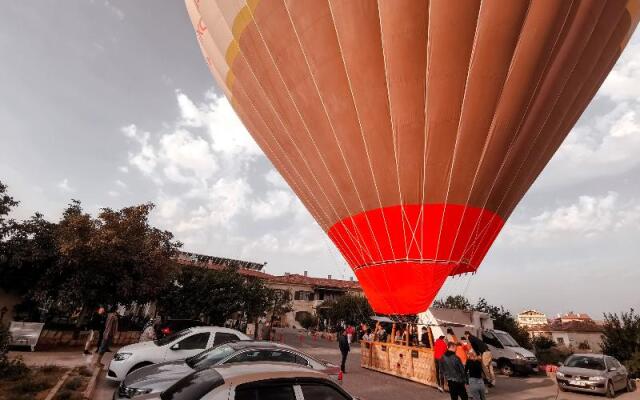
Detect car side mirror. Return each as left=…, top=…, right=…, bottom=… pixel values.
left=170, top=343, right=180, bottom=351
left=558, top=362, right=563, bottom=367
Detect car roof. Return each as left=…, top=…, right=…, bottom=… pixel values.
left=227, top=340, right=297, bottom=351
left=213, top=362, right=328, bottom=383
left=570, top=353, right=606, bottom=358
left=189, top=326, right=249, bottom=336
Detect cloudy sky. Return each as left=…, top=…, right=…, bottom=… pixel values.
left=1, top=2, right=639, bottom=319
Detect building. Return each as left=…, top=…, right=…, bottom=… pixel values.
left=554, top=311, right=593, bottom=324
left=180, top=253, right=362, bottom=328
left=517, top=310, right=548, bottom=328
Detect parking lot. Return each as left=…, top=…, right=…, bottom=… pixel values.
left=93, top=330, right=637, bottom=400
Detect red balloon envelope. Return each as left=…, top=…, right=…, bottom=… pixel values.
left=186, top=0, right=639, bottom=314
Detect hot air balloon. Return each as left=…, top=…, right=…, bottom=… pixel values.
left=185, top=0, right=639, bottom=315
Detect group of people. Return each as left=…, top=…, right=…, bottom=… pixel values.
left=434, top=328, right=496, bottom=400
left=82, top=305, right=120, bottom=367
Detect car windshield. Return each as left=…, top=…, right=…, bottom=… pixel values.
left=186, top=344, right=235, bottom=369
left=154, top=329, right=192, bottom=346
left=494, top=332, right=520, bottom=347
left=565, top=355, right=606, bottom=370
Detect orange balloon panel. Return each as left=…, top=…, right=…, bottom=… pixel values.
left=186, top=0, right=640, bottom=314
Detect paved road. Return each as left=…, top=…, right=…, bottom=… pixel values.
left=92, top=330, right=637, bottom=400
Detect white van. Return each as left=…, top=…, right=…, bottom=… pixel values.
left=481, top=329, right=538, bottom=376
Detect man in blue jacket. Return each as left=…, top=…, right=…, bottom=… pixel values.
left=337, top=328, right=350, bottom=373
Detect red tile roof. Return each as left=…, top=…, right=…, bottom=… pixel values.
left=176, top=257, right=361, bottom=290
left=268, top=273, right=362, bottom=291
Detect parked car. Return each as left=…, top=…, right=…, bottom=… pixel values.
left=115, top=340, right=341, bottom=399
left=157, top=319, right=204, bottom=339
left=481, top=329, right=538, bottom=376
left=107, top=327, right=250, bottom=382
left=130, top=362, right=356, bottom=400
left=556, top=353, right=634, bottom=397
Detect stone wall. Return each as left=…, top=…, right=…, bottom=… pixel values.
left=34, top=330, right=141, bottom=350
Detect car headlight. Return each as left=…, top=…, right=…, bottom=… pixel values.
left=514, top=352, right=525, bottom=360
left=113, top=352, right=132, bottom=361
left=123, top=387, right=152, bottom=397
left=556, top=371, right=565, bottom=377
left=588, top=376, right=605, bottom=381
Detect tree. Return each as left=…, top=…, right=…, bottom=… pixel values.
left=433, top=295, right=472, bottom=310
left=325, top=294, right=373, bottom=327
left=532, top=335, right=556, bottom=351
left=474, top=298, right=532, bottom=349
left=601, top=309, right=640, bottom=369
left=38, top=201, right=181, bottom=312
left=0, top=181, right=19, bottom=238
left=157, top=265, right=246, bottom=325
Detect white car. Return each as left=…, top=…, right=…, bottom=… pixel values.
left=135, top=362, right=357, bottom=400
left=106, top=326, right=250, bottom=381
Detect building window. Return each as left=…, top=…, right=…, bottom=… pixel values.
left=556, top=337, right=565, bottom=345
left=294, top=291, right=314, bottom=301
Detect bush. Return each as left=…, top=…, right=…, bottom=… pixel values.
left=298, top=314, right=318, bottom=330
left=41, top=364, right=63, bottom=374
left=63, top=376, right=83, bottom=391
left=53, top=389, right=82, bottom=400
left=12, top=376, right=52, bottom=394
left=78, top=366, right=93, bottom=377
left=0, top=357, right=30, bottom=381
left=536, top=347, right=573, bottom=366
left=624, top=350, right=640, bottom=379
left=532, top=336, right=556, bottom=351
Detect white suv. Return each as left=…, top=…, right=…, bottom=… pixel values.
left=106, top=326, right=250, bottom=381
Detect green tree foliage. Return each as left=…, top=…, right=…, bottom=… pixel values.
left=298, top=313, right=318, bottom=330
left=532, top=335, right=556, bottom=351
left=474, top=298, right=532, bottom=349
left=158, top=265, right=246, bottom=325
left=601, top=308, right=640, bottom=372
left=433, top=295, right=472, bottom=310
left=432, top=294, right=532, bottom=349
left=38, top=201, right=181, bottom=310
left=323, top=294, right=373, bottom=327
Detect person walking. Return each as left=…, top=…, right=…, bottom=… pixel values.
left=95, top=306, right=119, bottom=367
left=83, top=307, right=105, bottom=355
left=346, top=324, right=355, bottom=343
left=464, top=330, right=495, bottom=386
left=338, top=328, right=350, bottom=373
left=466, top=350, right=487, bottom=400
left=433, top=335, right=448, bottom=392
left=440, top=342, right=469, bottom=400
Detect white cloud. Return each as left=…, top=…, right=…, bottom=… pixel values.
left=265, top=169, right=288, bottom=189
left=118, top=166, right=129, bottom=173
left=177, top=90, right=261, bottom=157
left=599, top=43, right=640, bottom=102
left=103, top=0, right=125, bottom=21
left=108, top=190, right=119, bottom=197
left=502, top=192, right=639, bottom=245
left=159, top=129, right=218, bottom=184
left=123, top=124, right=157, bottom=175
left=540, top=102, right=640, bottom=188
left=57, top=178, right=75, bottom=193
left=115, top=179, right=127, bottom=188
left=250, top=190, right=293, bottom=220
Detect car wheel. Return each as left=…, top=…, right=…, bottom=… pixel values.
left=499, top=361, right=514, bottom=377
left=127, top=362, right=153, bottom=375
left=627, top=378, right=636, bottom=392
left=606, top=380, right=616, bottom=398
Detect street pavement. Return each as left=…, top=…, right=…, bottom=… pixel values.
left=88, top=329, right=637, bottom=400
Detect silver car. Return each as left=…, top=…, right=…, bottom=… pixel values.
left=132, top=362, right=355, bottom=400
left=555, top=353, right=634, bottom=397
left=115, top=341, right=340, bottom=399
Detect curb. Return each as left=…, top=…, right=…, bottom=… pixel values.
left=44, top=370, right=72, bottom=400
left=83, top=365, right=102, bottom=399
